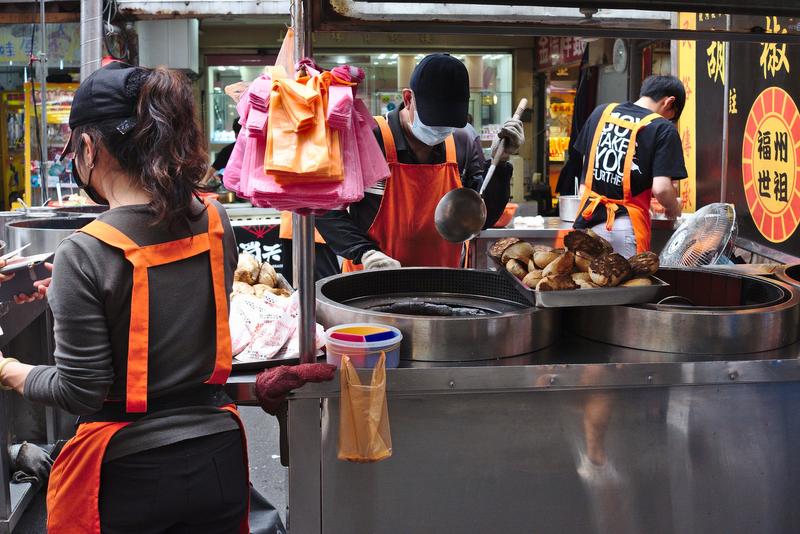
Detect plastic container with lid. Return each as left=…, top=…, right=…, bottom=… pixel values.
left=324, top=323, right=402, bottom=369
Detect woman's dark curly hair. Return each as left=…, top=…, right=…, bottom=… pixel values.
left=71, top=66, right=208, bottom=229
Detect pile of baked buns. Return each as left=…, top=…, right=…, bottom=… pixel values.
left=232, top=253, right=292, bottom=298
left=490, top=230, right=659, bottom=292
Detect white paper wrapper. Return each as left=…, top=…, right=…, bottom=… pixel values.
left=229, top=292, right=324, bottom=362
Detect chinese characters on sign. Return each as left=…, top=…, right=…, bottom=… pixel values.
left=729, top=88, right=738, bottom=114
left=741, top=87, right=800, bottom=243
left=682, top=128, right=692, bottom=159
left=536, top=37, right=586, bottom=69
left=232, top=225, right=284, bottom=272
left=698, top=13, right=723, bottom=22
left=706, top=41, right=725, bottom=84
left=760, top=17, right=790, bottom=79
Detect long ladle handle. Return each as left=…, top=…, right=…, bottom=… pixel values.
left=479, top=98, right=528, bottom=195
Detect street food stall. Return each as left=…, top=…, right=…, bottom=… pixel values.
left=221, top=0, right=800, bottom=533
left=4, top=0, right=800, bottom=533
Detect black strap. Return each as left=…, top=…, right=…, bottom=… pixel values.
left=77, top=385, right=233, bottom=424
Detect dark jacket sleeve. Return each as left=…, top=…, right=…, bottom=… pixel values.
left=315, top=126, right=386, bottom=263
left=316, top=209, right=379, bottom=263
left=459, top=133, right=511, bottom=229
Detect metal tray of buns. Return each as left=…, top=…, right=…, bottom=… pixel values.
left=490, top=256, right=669, bottom=308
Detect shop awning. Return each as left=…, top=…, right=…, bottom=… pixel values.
left=311, top=0, right=800, bottom=43
left=346, top=0, right=800, bottom=17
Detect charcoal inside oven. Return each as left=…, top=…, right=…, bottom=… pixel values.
left=368, top=301, right=495, bottom=317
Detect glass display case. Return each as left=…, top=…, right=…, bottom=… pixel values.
left=206, top=58, right=275, bottom=159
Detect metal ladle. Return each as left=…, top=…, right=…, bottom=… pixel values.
left=435, top=98, right=528, bottom=243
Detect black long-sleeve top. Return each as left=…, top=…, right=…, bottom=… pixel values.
left=315, top=105, right=512, bottom=264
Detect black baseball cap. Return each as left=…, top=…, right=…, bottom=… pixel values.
left=410, top=54, right=469, bottom=128
left=60, top=61, right=142, bottom=159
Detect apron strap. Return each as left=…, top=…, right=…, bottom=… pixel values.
left=444, top=135, right=457, bottom=164
left=622, top=112, right=661, bottom=201
left=375, top=116, right=398, bottom=164
left=80, top=220, right=151, bottom=413
left=581, top=103, right=618, bottom=195
left=79, top=202, right=233, bottom=412
left=204, top=199, right=233, bottom=385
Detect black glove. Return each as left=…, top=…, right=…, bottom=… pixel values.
left=9, top=442, right=53, bottom=483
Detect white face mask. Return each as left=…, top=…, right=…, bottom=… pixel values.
left=410, top=108, right=455, bottom=147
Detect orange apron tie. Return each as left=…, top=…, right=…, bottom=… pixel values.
left=578, top=103, right=661, bottom=253
left=342, top=116, right=462, bottom=272
left=78, top=199, right=232, bottom=412
left=278, top=211, right=327, bottom=243
left=47, top=405, right=250, bottom=534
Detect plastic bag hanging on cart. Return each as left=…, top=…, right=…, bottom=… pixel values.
left=338, top=353, right=392, bottom=463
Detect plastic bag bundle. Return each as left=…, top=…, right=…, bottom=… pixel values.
left=222, top=27, right=390, bottom=212
left=338, top=353, right=393, bottom=463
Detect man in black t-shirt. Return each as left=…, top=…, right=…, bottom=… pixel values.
left=571, top=75, right=687, bottom=257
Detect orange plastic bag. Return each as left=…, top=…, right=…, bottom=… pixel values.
left=265, top=76, right=343, bottom=183
left=338, top=353, right=392, bottom=463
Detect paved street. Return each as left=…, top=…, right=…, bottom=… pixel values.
left=14, top=406, right=288, bottom=533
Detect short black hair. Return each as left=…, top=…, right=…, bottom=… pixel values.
left=233, top=120, right=242, bottom=136
left=640, top=75, right=686, bottom=122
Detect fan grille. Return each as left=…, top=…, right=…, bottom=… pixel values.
left=659, top=203, right=737, bottom=267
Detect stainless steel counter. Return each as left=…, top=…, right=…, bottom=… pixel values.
left=0, top=300, right=55, bottom=534
left=226, top=335, right=800, bottom=533
left=226, top=336, right=800, bottom=403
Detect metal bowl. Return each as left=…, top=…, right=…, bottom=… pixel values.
left=569, top=267, right=800, bottom=354
left=317, top=268, right=561, bottom=362
left=7, top=217, right=94, bottom=255
left=54, top=205, right=108, bottom=216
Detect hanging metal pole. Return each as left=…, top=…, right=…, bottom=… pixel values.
left=720, top=23, right=731, bottom=203
left=292, top=0, right=317, bottom=365
left=80, top=0, right=103, bottom=80
left=37, top=0, right=48, bottom=205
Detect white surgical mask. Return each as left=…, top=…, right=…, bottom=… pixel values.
left=411, top=108, right=455, bottom=147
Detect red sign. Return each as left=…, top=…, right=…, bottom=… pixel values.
left=741, top=87, right=800, bottom=243
left=537, top=37, right=586, bottom=69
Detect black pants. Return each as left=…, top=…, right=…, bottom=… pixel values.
left=99, top=430, right=248, bottom=534
left=279, top=238, right=341, bottom=286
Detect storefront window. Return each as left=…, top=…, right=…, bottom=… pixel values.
left=314, top=52, right=513, bottom=146
left=206, top=55, right=276, bottom=155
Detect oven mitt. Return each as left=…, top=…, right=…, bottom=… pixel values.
left=255, top=363, right=337, bottom=416
left=8, top=442, right=53, bottom=484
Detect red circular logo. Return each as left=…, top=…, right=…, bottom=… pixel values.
left=742, top=87, right=800, bottom=243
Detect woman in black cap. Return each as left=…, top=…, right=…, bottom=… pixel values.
left=0, top=62, right=249, bottom=533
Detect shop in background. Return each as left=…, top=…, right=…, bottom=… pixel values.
left=314, top=52, right=513, bottom=156
left=536, top=37, right=585, bottom=200
left=205, top=54, right=276, bottom=162
left=0, top=23, right=80, bottom=208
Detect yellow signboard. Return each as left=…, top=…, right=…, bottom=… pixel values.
left=677, top=12, right=697, bottom=213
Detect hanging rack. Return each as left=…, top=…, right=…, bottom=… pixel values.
left=291, top=0, right=318, bottom=365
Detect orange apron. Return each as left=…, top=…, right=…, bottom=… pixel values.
left=278, top=211, right=326, bottom=243
left=578, top=103, right=661, bottom=253
left=342, top=116, right=462, bottom=272
left=46, top=199, right=249, bottom=534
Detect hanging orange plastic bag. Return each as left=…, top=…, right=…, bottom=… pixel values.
left=274, top=27, right=295, bottom=77
left=338, top=353, right=392, bottom=463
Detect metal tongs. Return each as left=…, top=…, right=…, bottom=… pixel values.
left=0, top=243, right=31, bottom=262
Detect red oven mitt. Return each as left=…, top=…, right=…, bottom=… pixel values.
left=255, top=363, right=337, bottom=415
